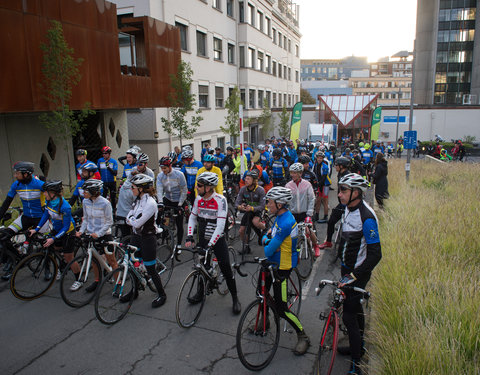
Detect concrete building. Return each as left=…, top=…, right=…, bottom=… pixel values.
left=300, top=56, right=369, bottom=81
left=301, top=80, right=352, bottom=104
left=350, top=76, right=412, bottom=106
left=111, top=0, right=302, bottom=159
left=415, top=0, right=479, bottom=105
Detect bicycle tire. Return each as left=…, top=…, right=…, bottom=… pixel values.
left=333, top=224, right=343, bottom=259
left=94, top=267, right=136, bottom=325
left=10, top=252, right=57, bottom=301
left=158, top=225, right=175, bottom=252
left=236, top=298, right=280, bottom=371
left=315, top=310, right=339, bottom=375
left=216, top=246, right=236, bottom=296
left=296, top=237, right=313, bottom=280
left=287, top=268, right=302, bottom=316
left=156, top=244, right=174, bottom=287
left=0, top=244, right=21, bottom=281
left=227, top=208, right=237, bottom=243
left=176, top=270, right=206, bottom=328
left=60, top=254, right=102, bottom=308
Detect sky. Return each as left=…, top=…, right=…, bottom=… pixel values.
left=295, top=0, right=418, bottom=62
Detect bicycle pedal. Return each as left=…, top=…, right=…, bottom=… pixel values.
left=319, top=312, right=328, bottom=320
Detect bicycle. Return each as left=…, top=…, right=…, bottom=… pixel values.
left=0, top=207, right=28, bottom=281
left=314, top=279, right=370, bottom=375
left=296, top=221, right=314, bottom=280
left=234, top=257, right=302, bottom=371
left=237, top=209, right=273, bottom=261
left=156, top=204, right=182, bottom=249
left=10, top=233, right=69, bottom=300
left=332, top=214, right=344, bottom=260
left=94, top=240, right=172, bottom=325
left=175, top=245, right=236, bottom=328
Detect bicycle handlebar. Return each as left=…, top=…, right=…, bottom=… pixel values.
left=233, top=257, right=277, bottom=278
left=315, top=279, right=370, bottom=298
left=79, top=234, right=114, bottom=255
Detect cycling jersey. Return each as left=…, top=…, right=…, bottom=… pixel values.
left=287, top=147, right=298, bottom=163
left=264, top=210, right=298, bottom=270
left=214, top=153, right=225, bottom=167
left=233, top=155, right=248, bottom=174
left=97, top=157, right=118, bottom=183
left=386, top=145, right=394, bottom=154
left=36, top=197, right=75, bottom=239
left=79, top=196, right=113, bottom=237
left=361, top=150, right=374, bottom=165
left=156, top=169, right=187, bottom=204
left=6, top=178, right=45, bottom=218
left=234, top=185, right=266, bottom=213
left=172, top=160, right=183, bottom=172
left=243, top=147, right=255, bottom=163
left=126, top=194, right=159, bottom=235
left=122, top=163, right=137, bottom=179
left=302, top=170, right=318, bottom=191
left=188, top=192, right=227, bottom=247
left=269, top=158, right=289, bottom=180
left=313, top=161, right=331, bottom=187
left=259, top=151, right=271, bottom=169
left=181, top=160, right=203, bottom=189
left=76, top=159, right=94, bottom=180
left=285, top=179, right=315, bottom=217
left=195, top=166, right=224, bottom=195
left=372, top=146, right=384, bottom=157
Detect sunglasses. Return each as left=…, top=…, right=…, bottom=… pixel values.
left=339, top=186, right=351, bottom=192
left=197, top=183, right=204, bottom=188
left=138, top=163, right=145, bottom=166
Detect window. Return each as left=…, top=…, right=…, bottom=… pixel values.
left=197, top=31, right=207, bottom=57
left=272, top=27, right=276, bottom=43
left=257, top=10, right=263, bottom=31
left=288, top=67, right=291, bottom=81
left=272, top=61, right=276, bottom=76
left=240, top=88, right=246, bottom=106
left=217, top=137, right=225, bottom=150
left=175, top=22, right=188, bottom=51
left=257, top=51, right=264, bottom=71
left=227, top=0, right=234, bottom=16
left=215, top=86, right=224, bottom=107
left=239, top=1, right=244, bottom=22
left=266, top=17, right=271, bottom=36
left=283, top=65, right=287, bottom=80
left=258, top=90, right=264, bottom=108
left=266, top=91, right=271, bottom=107
left=249, top=89, right=255, bottom=108
left=295, top=70, right=299, bottom=82
left=284, top=93, right=287, bottom=106
left=278, top=32, right=282, bottom=47
left=278, top=63, right=282, bottom=78
left=213, top=0, right=221, bottom=10
left=249, top=3, right=255, bottom=26
left=288, top=39, right=291, bottom=53
left=239, top=46, right=245, bottom=67
left=288, top=94, right=291, bottom=106
left=248, top=47, right=255, bottom=68
left=228, top=43, right=235, bottom=64
left=278, top=93, right=281, bottom=106
left=213, top=37, right=222, bottom=60
left=229, top=87, right=234, bottom=97
left=295, top=44, right=299, bottom=57
left=199, top=85, right=209, bottom=107
left=266, top=55, right=271, bottom=73
left=283, top=36, right=287, bottom=50
left=273, top=92, right=277, bottom=107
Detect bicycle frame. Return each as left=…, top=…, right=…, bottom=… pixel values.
left=77, top=238, right=113, bottom=284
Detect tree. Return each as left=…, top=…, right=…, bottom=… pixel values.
left=277, top=104, right=291, bottom=139
left=221, top=86, right=242, bottom=139
left=258, top=98, right=273, bottom=139
left=161, top=60, right=203, bottom=147
left=39, top=20, right=94, bottom=185
left=300, top=88, right=316, bottom=104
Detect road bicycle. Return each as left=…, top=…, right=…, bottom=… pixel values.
left=234, top=258, right=302, bottom=371
left=314, top=279, right=370, bottom=375
left=296, top=221, right=315, bottom=280
left=0, top=207, right=28, bottom=281
left=237, top=209, right=274, bottom=261
left=175, top=245, right=236, bottom=328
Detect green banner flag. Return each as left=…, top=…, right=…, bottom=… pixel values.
left=289, top=102, right=303, bottom=142
left=370, top=106, right=382, bottom=141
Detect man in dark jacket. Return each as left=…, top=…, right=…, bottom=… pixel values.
left=372, top=153, right=389, bottom=208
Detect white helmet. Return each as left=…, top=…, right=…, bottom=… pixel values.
left=257, top=144, right=265, bottom=151
left=183, top=145, right=192, bottom=152
left=131, top=173, right=154, bottom=187
left=182, top=149, right=193, bottom=159
left=315, top=142, right=321, bottom=148
left=289, top=163, right=304, bottom=172
left=137, top=153, right=149, bottom=163
left=266, top=187, right=293, bottom=204
left=126, top=147, right=139, bottom=158
left=197, top=172, right=218, bottom=186
left=338, top=173, right=369, bottom=192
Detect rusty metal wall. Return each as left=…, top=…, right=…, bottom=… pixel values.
left=0, top=0, right=180, bottom=113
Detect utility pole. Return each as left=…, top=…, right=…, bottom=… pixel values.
left=406, top=40, right=416, bottom=182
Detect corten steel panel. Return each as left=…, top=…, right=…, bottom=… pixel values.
left=0, top=0, right=22, bottom=11
left=0, top=0, right=180, bottom=113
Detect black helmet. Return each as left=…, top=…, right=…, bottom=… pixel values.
left=75, top=149, right=87, bottom=156
left=83, top=179, right=103, bottom=194
left=226, top=146, right=234, bottom=152
left=42, top=180, right=63, bottom=193
left=272, top=148, right=282, bottom=157
left=245, top=170, right=259, bottom=179
left=335, top=156, right=351, bottom=168
left=298, top=155, right=310, bottom=164
left=82, top=162, right=98, bottom=172
left=13, top=161, right=34, bottom=174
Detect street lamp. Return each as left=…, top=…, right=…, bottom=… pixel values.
left=392, top=86, right=402, bottom=157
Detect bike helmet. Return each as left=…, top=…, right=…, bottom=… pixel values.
left=315, top=142, right=321, bottom=148
left=208, top=147, right=215, bottom=154
left=272, top=148, right=282, bottom=157
left=364, top=143, right=370, bottom=150
left=130, top=173, right=154, bottom=188
left=298, top=155, right=310, bottom=165
left=235, top=144, right=241, bottom=151
left=226, top=146, right=234, bottom=152
left=166, top=151, right=176, bottom=161
left=197, top=172, right=218, bottom=186
left=182, top=145, right=192, bottom=152
left=266, top=187, right=292, bottom=204
left=126, top=147, right=139, bottom=158
left=315, top=151, right=325, bottom=158
left=335, top=156, right=351, bottom=167
left=102, top=146, right=112, bottom=153
left=345, top=148, right=351, bottom=154
left=130, top=145, right=142, bottom=152
left=338, top=173, right=369, bottom=192
left=159, top=156, right=172, bottom=167
left=203, top=154, right=215, bottom=162
left=42, top=180, right=63, bottom=193
left=83, top=179, right=103, bottom=194
left=319, top=144, right=326, bottom=151
left=82, top=162, right=98, bottom=172
left=75, top=149, right=87, bottom=156
left=257, top=144, right=265, bottom=151
left=13, top=161, right=34, bottom=174
left=289, top=163, right=304, bottom=172
left=137, top=153, right=149, bottom=164
left=358, top=142, right=364, bottom=147
left=182, top=149, right=193, bottom=159
left=245, top=170, right=259, bottom=179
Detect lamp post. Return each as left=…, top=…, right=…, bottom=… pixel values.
left=394, top=86, right=402, bottom=158
left=405, top=40, right=416, bottom=182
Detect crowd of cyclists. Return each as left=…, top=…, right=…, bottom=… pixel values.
left=0, top=136, right=386, bottom=375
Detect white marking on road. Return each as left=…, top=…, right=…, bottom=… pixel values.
left=302, top=250, right=326, bottom=300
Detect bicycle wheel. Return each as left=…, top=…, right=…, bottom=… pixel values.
left=287, top=268, right=302, bottom=316
left=176, top=270, right=206, bottom=328
left=315, top=310, right=340, bottom=375
left=60, top=254, right=101, bottom=308
left=158, top=225, right=174, bottom=251
left=10, top=252, right=57, bottom=301
left=236, top=298, right=280, bottom=371
left=94, top=267, right=136, bottom=325
left=216, top=246, right=236, bottom=296
left=333, top=225, right=343, bottom=258
left=296, top=237, right=313, bottom=280
left=156, top=244, right=173, bottom=287
left=227, top=208, right=237, bottom=243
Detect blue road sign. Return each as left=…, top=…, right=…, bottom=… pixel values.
left=384, top=116, right=407, bottom=123
left=403, top=130, right=417, bottom=149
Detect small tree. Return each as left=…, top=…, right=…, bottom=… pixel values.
left=301, top=88, right=316, bottom=104
left=221, top=86, right=242, bottom=140
left=277, top=104, right=291, bottom=139
left=258, top=98, right=273, bottom=139
left=39, top=20, right=94, bottom=186
left=161, top=60, right=203, bottom=147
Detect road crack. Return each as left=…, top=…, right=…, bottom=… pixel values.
left=200, top=343, right=237, bottom=374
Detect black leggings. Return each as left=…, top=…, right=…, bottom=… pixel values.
left=326, top=204, right=345, bottom=242
left=131, top=234, right=165, bottom=297
left=163, top=197, right=184, bottom=245
left=102, top=182, right=117, bottom=213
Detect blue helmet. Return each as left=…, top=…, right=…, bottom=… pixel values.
left=203, top=154, right=215, bottom=162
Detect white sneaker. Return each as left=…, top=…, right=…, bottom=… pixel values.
left=70, top=281, right=83, bottom=291
left=56, top=270, right=62, bottom=281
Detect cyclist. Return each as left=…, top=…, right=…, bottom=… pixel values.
left=125, top=174, right=167, bottom=308
left=269, top=148, right=289, bottom=187
left=386, top=142, right=394, bottom=158
left=28, top=180, right=77, bottom=283
left=75, top=149, right=95, bottom=180
left=75, top=179, right=118, bottom=292
left=235, top=170, right=266, bottom=251
left=287, top=141, right=298, bottom=164
left=122, top=147, right=139, bottom=180
left=185, top=172, right=241, bottom=315
left=285, top=163, right=321, bottom=256
left=118, top=145, right=141, bottom=166
left=98, top=146, right=118, bottom=213
left=313, top=152, right=331, bottom=224
left=257, top=144, right=271, bottom=170
left=157, top=156, right=187, bottom=246
left=180, top=149, right=203, bottom=207
left=69, top=162, right=101, bottom=217
left=239, top=164, right=272, bottom=192
left=133, top=153, right=154, bottom=178
left=336, top=173, right=382, bottom=375
left=232, top=145, right=248, bottom=178
left=243, top=142, right=255, bottom=167
left=298, top=155, right=318, bottom=219
left=261, top=186, right=310, bottom=355
left=196, top=154, right=224, bottom=195
left=169, top=151, right=183, bottom=172
left=318, top=156, right=351, bottom=251
left=213, top=147, right=225, bottom=167
left=115, top=173, right=135, bottom=239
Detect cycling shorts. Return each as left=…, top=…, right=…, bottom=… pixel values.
left=319, top=186, right=329, bottom=198
left=240, top=211, right=261, bottom=226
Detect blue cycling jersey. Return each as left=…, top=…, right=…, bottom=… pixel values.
left=214, top=153, right=225, bottom=167
left=181, top=160, right=203, bottom=189
left=122, top=163, right=137, bottom=179
left=264, top=210, right=298, bottom=270
left=373, top=146, right=384, bottom=157
left=36, top=197, right=75, bottom=239
left=362, top=150, right=374, bottom=165
left=244, top=147, right=255, bottom=163
left=72, top=179, right=85, bottom=199
left=287, top=148, right=298, bottom=163
left=259, top=151, right=271, bottom=169
left=98, top=157, right=118, bottom=183
left=269, top=158, right=289, bottom=179
left=7, top=178, right=45, bottom=218
left=76, top=159, right=94, bottom=179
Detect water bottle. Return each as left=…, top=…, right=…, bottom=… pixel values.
left=211, top=258, right=218, bottom=278
left=19, top=241, right=29, bottom=255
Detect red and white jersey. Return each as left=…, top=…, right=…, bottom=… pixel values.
left=188, top=192, right=227, bottom=246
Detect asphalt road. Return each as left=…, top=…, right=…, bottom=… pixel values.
left=0, top=187, right=375, bottom=375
